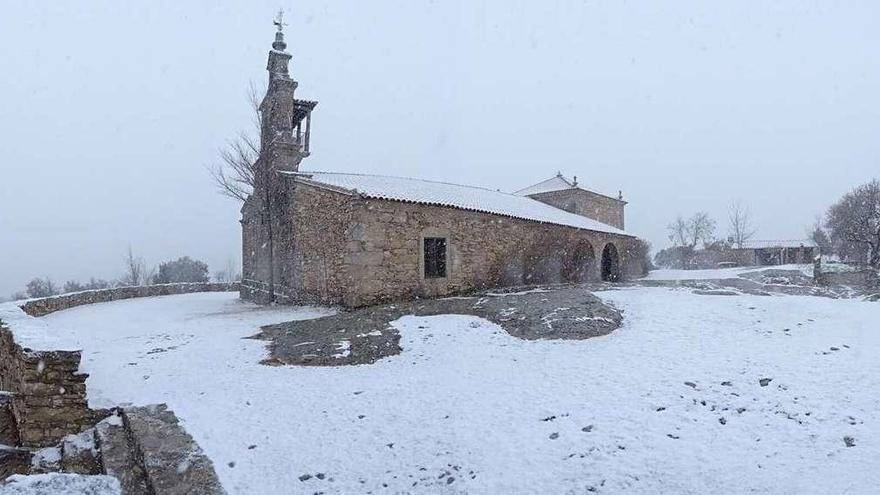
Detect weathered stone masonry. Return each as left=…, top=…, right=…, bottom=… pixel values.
left=528, top=188, right=626, bottom=230
left=244, top=181, right=642, bottom=308
left=0, top=323, right=102, bottom=448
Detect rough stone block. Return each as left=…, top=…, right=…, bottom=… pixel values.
left=0, top=446, right=32, bottom=480
left=60, top=429, right=101, bottom=475
left=94, top=415, right=150, bottom=495
left=123, top=404, right=226, bottom=494
left=0, top=393, right=19, bottom=446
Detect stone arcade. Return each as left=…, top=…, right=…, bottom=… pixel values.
left=241, top=25, right=643, bottom=308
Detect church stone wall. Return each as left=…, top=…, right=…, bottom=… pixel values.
left=243, top=182, right=642, bottom=308
left=287, top=183, right=357, bottom=304
left=528, top=189, right=626, bottom=230
left=339, top=194, right=642, bottom=307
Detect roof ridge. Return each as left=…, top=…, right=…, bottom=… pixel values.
left=512, top=174, right=574, bottom=195
left=289, top=170, right=630, bottom=236
left=300, top=170, right=527, bottom=199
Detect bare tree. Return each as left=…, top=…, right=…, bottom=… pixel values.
left=669, top=212, right=716, bottom=249
left=213, top=258, right=241, bottom=283
left=808, top=216, right=832, bottom=255
left=26, top=277, right=58, bottom=298
left=686, top=212, right=716, bottom=249
left=208, top=83, right=262, bottom=202
left=119, top=246, right=152, bottom=286
left=826, top=179, right=880, bottom=267
left=728, top=200, right=757, bottom=248
left=667, top=216, right=689, bottom=247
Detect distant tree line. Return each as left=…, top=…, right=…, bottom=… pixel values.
left=654, top=179, right=880, bottom=270
left=657, top=208, right=727, bottom=269
left=5, top=248, right=241, bottom=301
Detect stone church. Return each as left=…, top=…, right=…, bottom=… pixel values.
left=241, top=25, right=643, bottom=307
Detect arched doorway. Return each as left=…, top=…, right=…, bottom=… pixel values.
left=601, top=243, right=621, bottom=282
left=563, top=240, right=595, bottom=283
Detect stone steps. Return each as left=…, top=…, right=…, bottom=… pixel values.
left=1, top=404, right=224, bottom=494
left=95, top=415, right=150, bottom=495
left=120, top=405, right=226, bottom=495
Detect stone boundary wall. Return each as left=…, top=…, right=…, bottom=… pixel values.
left=815, top=268, right=879, bottom=289
left=2, top=283, right=239, bottom=448
left=0, top=323, right=105, bottom=448
left=19, top=282, right=240, bottom=317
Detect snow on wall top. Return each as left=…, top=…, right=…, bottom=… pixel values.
left=513, top=175, right=574, bottom=196
left=0, top=301, right=78, bottom=351
left=284, top=171, right=629, bottom=236
left=739, top=240, right=818, bottom=249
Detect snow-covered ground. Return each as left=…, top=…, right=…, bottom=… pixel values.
left=18, top=290, right=880, bottom=494
left=0, top=473, right=120, bottom=495
left=642, top=264, right=813, bottom=281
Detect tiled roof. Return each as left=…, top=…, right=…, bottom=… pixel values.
left=740, top=240, right=818, bottom=249
left=282, top=171, right=629, bottom=236
left=513, top=175, right=574, bottom=196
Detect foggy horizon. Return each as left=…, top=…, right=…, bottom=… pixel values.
left=2, top=1, right=878, bottom=296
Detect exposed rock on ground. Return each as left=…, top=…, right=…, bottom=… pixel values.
left=253, top=286, right=623, bottom=366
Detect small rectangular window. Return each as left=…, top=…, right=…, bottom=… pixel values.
left=424, top=237, right=447, bottom=278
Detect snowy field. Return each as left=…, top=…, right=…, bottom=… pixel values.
left=642, top=264, right=812, bottom=281
left=21, top=290, right=880, bottom=494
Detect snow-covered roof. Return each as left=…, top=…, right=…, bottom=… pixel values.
left=740, top=240, right=818, bottom=249
left=283, top=171, right=629, bottom=236
left=513, top=174, right=574, bottom=196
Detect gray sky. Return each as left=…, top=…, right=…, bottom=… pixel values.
left=1, top=1, right=878, bottom=296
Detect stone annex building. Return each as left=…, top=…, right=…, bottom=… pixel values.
left=241, top=25, right=644, bottom=307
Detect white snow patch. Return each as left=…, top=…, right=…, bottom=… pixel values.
left=643, top=264, right=813, bottom=281
left=62, top=430, right=96, bottom=455
left=573, top=316, right=616, bottom=324
left=332, top=340, right=351, bottom=359
left=356, top=331, right=383, bottom=338
left=99, top=414, right=123, bottom=427
left=0, top=473, right=120, bottom=495
left=30, top=447, right=61, bottom=467
left=485, top=288, right=552, bottom=297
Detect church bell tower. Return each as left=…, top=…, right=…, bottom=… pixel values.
left=260, top=10, right=317, bottom=172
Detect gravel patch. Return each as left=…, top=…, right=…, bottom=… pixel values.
left=251, top=286, right=622, bottom=366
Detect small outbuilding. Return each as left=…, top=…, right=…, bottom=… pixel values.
left=729, top=240, right=818, bottom=266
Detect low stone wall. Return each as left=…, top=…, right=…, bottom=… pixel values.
left=20, top=282, right=239, bottom=317
left=815, top=265, right=879, bottom=289
left=816, top=270, right=879, bottom=289
left=0, top=324, right=105, bottom=448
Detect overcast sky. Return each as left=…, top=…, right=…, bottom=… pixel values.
left=1, top=1, right=878, bottom=296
